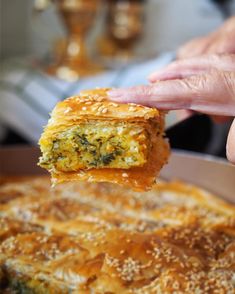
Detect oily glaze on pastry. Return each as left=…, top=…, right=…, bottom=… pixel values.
left=39, top=88, right=170, bottom=191
left=0, top=176, right=234, bottom=293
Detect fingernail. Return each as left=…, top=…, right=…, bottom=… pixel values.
left=107, top=89, right=122, bottom=98
left=148, top=73, right=156, bottom=82
left=148, top=73, right=161, bottom=83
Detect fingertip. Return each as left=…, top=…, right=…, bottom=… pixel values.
left=107, top=89, right=122, bottom=99
left=226, top=120, right=235, bottom=165
left=107, top=89, right=132, bottom=103
left=148, top=73, right=158, bottom=83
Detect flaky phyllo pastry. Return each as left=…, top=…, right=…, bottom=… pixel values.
left=39, top=88, right=169, bottom=190
left=0, top=177, right=235, bottom=293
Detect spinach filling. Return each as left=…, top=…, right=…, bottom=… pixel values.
left=90, top=149, right=122, bottom=167
left=40, top=124, right=148, bottom=171
left=7, top=277, right=50, bottom=294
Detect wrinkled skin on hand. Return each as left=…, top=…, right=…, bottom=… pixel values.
left=109, top=16, right=235, bottom=164
left=177, top=16, right=235, bottom=59
left=108, top=54, right=235, bottom=164
left=177, top=15, right=235, bottom=123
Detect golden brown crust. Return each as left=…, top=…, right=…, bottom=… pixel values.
left=39, top=88, right=170, bottom=191
left=52, top=88, right=159, bottom=123
left=0, top=176, right=234, bottom=293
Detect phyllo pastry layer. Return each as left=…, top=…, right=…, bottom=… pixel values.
left=0, top=177, right=235, bottom=293
left=39, top=88, right=170, bottom=190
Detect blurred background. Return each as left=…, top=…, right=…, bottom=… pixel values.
left=1, top=0, right=233, bottom=59
left=0, top=0, right=234, bottom=156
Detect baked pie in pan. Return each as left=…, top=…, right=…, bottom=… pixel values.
left=0, top=176, right=234, bottom=293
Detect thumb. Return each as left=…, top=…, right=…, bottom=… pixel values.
left=227, top=119, right=235, bottom=164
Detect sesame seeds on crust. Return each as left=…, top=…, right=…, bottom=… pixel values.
left=55, top=88, right=159, bottom=121
left=0, top=178, right=234, bottom=293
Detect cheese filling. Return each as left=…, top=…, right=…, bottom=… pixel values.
left=39, top=122, right=150, bottom=171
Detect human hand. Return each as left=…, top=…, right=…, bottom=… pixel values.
left=149, top=54, right=235, bottom=122
left=108, top=54, right=235, bottom=163
left=177, top=16, right=235, bottom=59
left=108, top=55, right=235, bottom=116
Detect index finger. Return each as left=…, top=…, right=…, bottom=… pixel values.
left=108, top=70, right=235, bottom=116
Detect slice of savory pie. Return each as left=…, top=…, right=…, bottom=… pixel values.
left=39, top=88, right=169, bottom=190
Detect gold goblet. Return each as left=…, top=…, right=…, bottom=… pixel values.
left=98, top=0, right=145, bottom=66
left=47, top=0, right=102, bottom=81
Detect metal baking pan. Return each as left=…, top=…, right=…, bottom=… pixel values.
left=0, top=146, right=234, bottom=203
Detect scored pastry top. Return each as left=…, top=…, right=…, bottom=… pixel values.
left=0, top=177, right=234, bottom=293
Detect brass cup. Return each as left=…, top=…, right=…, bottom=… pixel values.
left=98, top=1, right=145, bottom=65
left=47, top=0, right=102, bottom=81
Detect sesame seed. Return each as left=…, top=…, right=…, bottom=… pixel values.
left=110, top=103, right=119, bottom=107
left=101, top=108, right=108, bottom=114
left=128, top=106, right=137, bottom=112
left=64, top=107, right=72, bottom=114
left=122, top=173, right=129, bottom=178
